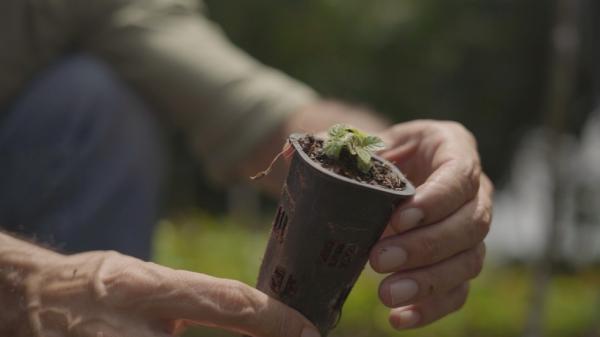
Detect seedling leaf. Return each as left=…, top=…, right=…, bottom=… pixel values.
left=323, top=124, right=385, bottom=173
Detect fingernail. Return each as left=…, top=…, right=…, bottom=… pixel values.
left=301, top=327, right=321, bottom=337
left=392, top=208, right=424, bottom=232
left=389, top=279, right=419, bottom=305
left=378, top=246, right=407, bottom=271
left=392, top=310, right=420, bottom=329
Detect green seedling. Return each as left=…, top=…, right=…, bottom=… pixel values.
left=323, top=124, right=385, bottom=173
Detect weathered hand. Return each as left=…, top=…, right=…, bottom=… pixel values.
left=369, top=120, right=493, bottom=329
left=16, top=250, right=319, bottom=337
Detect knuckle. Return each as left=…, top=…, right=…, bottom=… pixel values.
left=420, top=270, right=439, bottom=297
left=461, top=126, right=478, bottom=147
left=462, top=161, right=482, bottom=199
left=93, top=252, right=127, bottom=294
left=211, top=280, right=265, bottom=330
left=430, top=120, right=456, bottom=137
left=94, top=252, right=156, bottom=304
left=483, top=173, right=495, bottom=195
left=419, top=119, right=445, bottom=136
left=442, top=120, right=464, bottom=131
left=418, top=235, right=443, bottom=264
left=466, top=245, right=486, bottom=278
left=443, top=121, right=477, bottom=144
left=102, top=250, right=125, bottom=260
left=472, top=203, right=492, bottom=240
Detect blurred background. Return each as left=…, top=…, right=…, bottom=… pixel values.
left=155, top=0, right=600, bottom=336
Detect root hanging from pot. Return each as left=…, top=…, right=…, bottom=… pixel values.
left=250, top=141, right=296, bottom=180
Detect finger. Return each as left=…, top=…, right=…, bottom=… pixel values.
left=388, top=283, right=470, bottom=330
left=376, top=120, right=427, bottom=159
left=380, top=120, right=478, bottom=183
left=143, top=270, right=320, bottom=337
left=377, top=135, right=419, bottom=164
left=384, top=122, right=484, bottom=232
left=389, top=158, right=482, bottom=232
left=378, top=243, right=485, bottom=308
left=390, top=169, right=492, bottom=237
left=370, top=177, right=492, bottom=272
left=93, top=255, right=320, bottom=337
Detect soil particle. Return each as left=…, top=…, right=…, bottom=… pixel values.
left=297, top=135, right=407, bottom=191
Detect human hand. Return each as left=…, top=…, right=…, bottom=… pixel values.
left=18, top=250, right=319, bottom=337
left=369, top=120, right=493, bottom=330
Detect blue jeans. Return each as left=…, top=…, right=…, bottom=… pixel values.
left=0, top=56, right=165, bottom=260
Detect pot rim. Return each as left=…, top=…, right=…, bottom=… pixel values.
left=289, top=133, right=416, bottom=197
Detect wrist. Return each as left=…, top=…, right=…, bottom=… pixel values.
left=0, top=233, right=65, bottom=336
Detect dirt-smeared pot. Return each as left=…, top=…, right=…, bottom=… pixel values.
left=255, top=134, right=415, bottom=336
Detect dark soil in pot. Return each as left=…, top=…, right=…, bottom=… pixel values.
left=297, top=134, right=406, bottom=191
left=254, top=133, right=415, bottom=336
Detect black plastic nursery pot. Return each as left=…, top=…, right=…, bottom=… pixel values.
left=255, top=134, right=415, bottom=336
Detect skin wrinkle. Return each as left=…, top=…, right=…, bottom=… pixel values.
left=382, top=139, right=419, bottom=168
left=92, top=253, right=116, bottom=301
left=38, top=308, right=71, bottom=331
left=118, top=268, right=211, bottom=319
left=101, top=256, right=184, bottom=312
left=419, top=138, right=443, bottom=183
left=226, top=283, right=259, bottom=321
left=43, top=274, right=89, bottom=297
left=197, top=281, right=245, bottom=320
left=168, top=276, right=270, bottom=334
left=467, top=244, right=486, bottom=279
left=470, top=202, right=491, bottom=244
left=0, top=267, right=29, bottom=336
left=67, top=311, right=82, bottom=332
left=27, top=266, right=82, bottom=336
left=426, top=135, right=446, bottom=171
left=99, top=260, right=157, bottom=309
left=25, top=271, right=45, bottom=337
left=392, top=283, right=469, bottom=329
left=414, top=159, right=478, bottom=221
left=405, top=128, right=432, bottom=184
left=277, top=306, right=288, bottom=337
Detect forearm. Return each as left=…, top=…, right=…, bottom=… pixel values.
left=237, top=100, right=391, bottom=195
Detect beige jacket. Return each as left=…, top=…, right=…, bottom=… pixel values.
left=0, top=0, right=317, bottom=180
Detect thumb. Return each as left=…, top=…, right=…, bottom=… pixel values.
left=146, top=270, right=321, bottom=337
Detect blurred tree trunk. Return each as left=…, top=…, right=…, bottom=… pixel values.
left=584, top=1, right=600, bottom=336
left=591, top=0, right=600, bottom=105
left=522, top=0, right=581, bottom=336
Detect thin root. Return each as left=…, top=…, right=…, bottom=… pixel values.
left=250, top=141, right=295, bottom=180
